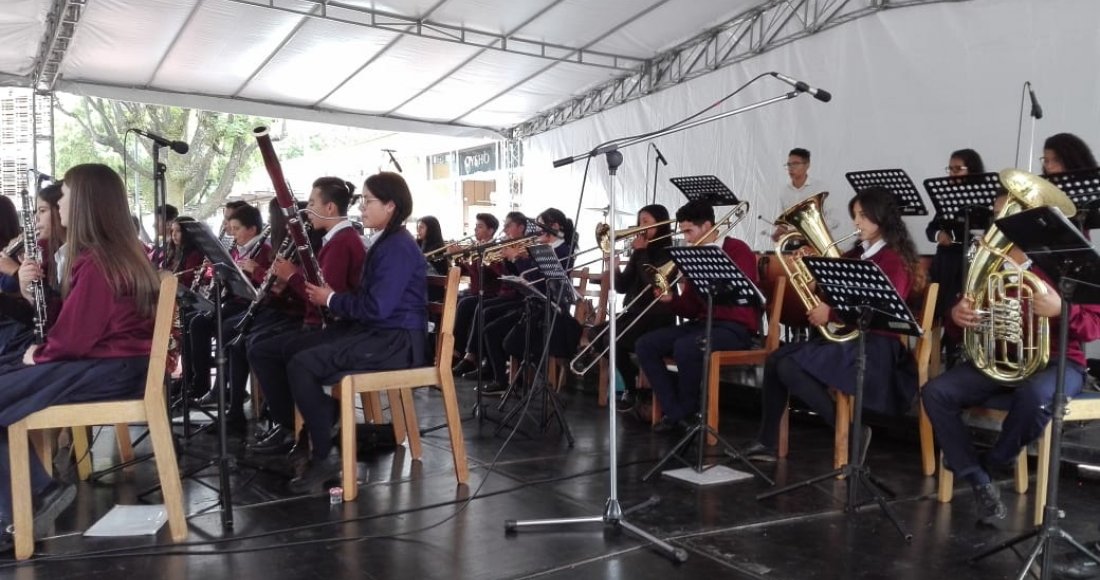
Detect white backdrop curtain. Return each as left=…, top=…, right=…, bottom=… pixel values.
left=520, top=0, right=1100, bottom=256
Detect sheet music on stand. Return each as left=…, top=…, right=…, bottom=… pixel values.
left=801, top=257, right=921, bottom=337
left=665, top=246, right=764, bottom=307
left=1046, top=168, right=1100, bottom=230
left=177, top=221, right=257, bottom=302
left=922, top=172, right=1002, bottom=228
left=669, top=175, right=740, bottom=206
left=996, top=207, right=1100, bottom=303
left=845, top=169, right=928, bottom=216
left=528, top=244, right=578, bottom=305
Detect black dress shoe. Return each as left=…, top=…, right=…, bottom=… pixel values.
left=652, top=417, right=683, bottom=434
left=197, top=390, right=226, bottom=408
left=741, top=441, right=778, bottom=463
left=973, top=482, right=1007, bottom=525
left=451, top=358, right=477, bottom=376
left=615, top=391, right=637, bottom=413
left=287, top=450, right=342, bottom=495
left=479, top=382, right=507, bottom=396
left=33, top=480, right=76, bottom=536
left=248, top=425, right=295, bottom=454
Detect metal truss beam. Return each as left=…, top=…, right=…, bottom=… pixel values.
left=510, top=0, right=969, bottom=139
left=225, top=0, right=646, bottom=73
left=32, top=0, right=87, bottom=93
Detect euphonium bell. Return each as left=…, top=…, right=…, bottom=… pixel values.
left=962, top=169, right=1076, bottom=382
left=773, top=191, right=860, bottom=343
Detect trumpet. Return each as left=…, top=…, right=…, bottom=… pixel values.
left=571, top=201, right=750, bottom=375
left=425, top=234, right=476, bottom=259
left=479, top=234, right=540, bottom=264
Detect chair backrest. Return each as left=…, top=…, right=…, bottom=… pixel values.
left=431, top=266, right=461, bottom=366
left=145, top=273, right=179, bottom=408
left=912, top=282, right=940, bottom=378
left=763, top=276, right=787, bottom=352
left=593, top=270, right=610, bottom=325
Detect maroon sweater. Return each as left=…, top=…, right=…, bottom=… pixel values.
left=232, top=242, right=274, bottom=287
left=461, top=259, right=503, bottom=297
left=286, top=225, right=366, bottom=326
left=35, top=252, right=154, bottom=364
left=667, top=237, right=761, bottom=333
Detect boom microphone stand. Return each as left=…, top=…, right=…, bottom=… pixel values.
left=507, top=82, right=823, bottom=563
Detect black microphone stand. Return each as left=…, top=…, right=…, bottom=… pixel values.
left=650, top=145, right=662, bottom=206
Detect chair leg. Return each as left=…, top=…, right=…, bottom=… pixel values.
left=919, top=401, right=936, bottom=476
left=340, top=381, right=359, bottom=501
left=1035, top=422, right=1053, bottom=526
left=9, top=422, right=35, bottom=559
left=400, top=389, right=422, bottom=460
left=706, top=354, right=721, bottom=446
left=834, top=394, right=851, bottom=471
left=937, top=451, right=954, bottom=503
left=438, top=370, right=469, bottom=484
left=388, top=390, right=407, bottom=446
left=1013, top=447, right=1029, bottom=495
left=777, top=406, right=790, bottom=459
left=366, top=392, right=384, bottom=424
left=115, top=424, right=135, bottom=464
left=29, top=430, right=54, bottom=478
left=250, top=372, right=264, bottom=421
left=147, top=408, right=188, bottom=543
left=71, top=426, right=93, bottom=481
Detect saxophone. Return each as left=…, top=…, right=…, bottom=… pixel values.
left=963, top=169, right=1076, bottom=382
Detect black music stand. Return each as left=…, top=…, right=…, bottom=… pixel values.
left=757, top=257, right=921, bottom=541
left=1047, top=168, right=1100, bottom=231
left=923, top=172, right=1003, bottom=289
left=968, top=207, right=1100, bottom=580
left=846, top=169, right=928, bottom=216
left=495, top=244, right=576, bottom=445
left=641, top=246, right=773, bottom=486
left=177, top=220, right=257, bottom=529
left=669, top=175, right=740, bottom=206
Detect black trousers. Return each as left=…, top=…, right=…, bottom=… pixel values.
left=185, top=301, right=246, bottom=397
left=248, top=322, right=426, bottom=461
left=756, top=346, right=837, bottom=449
left=591, top=308, right=676, bottom=393
left=227, top=307, right=302, bottom=419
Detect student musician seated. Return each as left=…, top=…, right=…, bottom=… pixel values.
left=450, top=213, right=501, bottom=373
left=635, top=200, right=760, bottom=433
left=0, top=163, right=161, bottom=550
left=743, top=187, right=923, bottom=459
left=483, top=208, right=575, bottom=395
left=249, top=173, right=415, bottom=494
left=923, top=191, right=1100, bottom=526
left=0, top=183, right=65, bottom=355
left=590, top=204, right=675, bottom=413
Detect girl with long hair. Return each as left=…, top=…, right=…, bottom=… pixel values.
left=744, top=187, right=923, bottom=461
left=0, top=163, right=160, bottom=549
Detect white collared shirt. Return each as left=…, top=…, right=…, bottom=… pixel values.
left=860, top=239, right=887, bottom=260
left=322, top=219, right=353, bottom=247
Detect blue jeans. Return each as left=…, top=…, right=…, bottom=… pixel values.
left=922, top=362, right=1086, bottom=483
left=635, top=321, right=751, bottom=423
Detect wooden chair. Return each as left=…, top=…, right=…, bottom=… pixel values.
left=780, top=283, right=939, bottom=470
left=702, top=276, right=787, bottom=445
left=8, top=273, right=188, bottom=560
left=336, top=267, right=469, bottom=501
left=1034, top=393, right=1100, bottom=525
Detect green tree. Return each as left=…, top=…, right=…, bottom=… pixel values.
left=54, top=97, right=275, bottom=219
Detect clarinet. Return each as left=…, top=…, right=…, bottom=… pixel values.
left=229, top=235, right=295, bottom=344
left=19, top=186, right=46, bottom=344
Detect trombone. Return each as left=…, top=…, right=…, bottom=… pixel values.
left=518, top=219, right=679, bottom=282
left=570, top=201, right=750, bottom=375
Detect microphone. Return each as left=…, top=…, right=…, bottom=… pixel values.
left=382, top=149, right=403, bottom=173
left=651, top=143, right=668, bottom=166
left=770, top=72, right=832, bottom=103
left=129, top=128, right=189, bottom=154
left=1027, top=82, right=1043, bottom=120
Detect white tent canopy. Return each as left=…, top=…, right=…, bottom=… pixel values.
left=0, top=0, right=779, bottom=137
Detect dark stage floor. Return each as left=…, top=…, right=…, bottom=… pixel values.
left=6, top=373, right=1100, bottom=580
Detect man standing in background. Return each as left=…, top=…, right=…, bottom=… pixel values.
left=771, top=148, right=837, bottom=242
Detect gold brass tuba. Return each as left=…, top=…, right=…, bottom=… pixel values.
left=774, top=191, right=861, bottom=343
left=963, top=169, right=1076, bottom=382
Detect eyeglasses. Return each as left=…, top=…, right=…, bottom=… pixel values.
left=945, top=165, right=967, bottom=174
left=360, top=196, right=381, bottom=205
left=783, top=162, right=806, bottom=168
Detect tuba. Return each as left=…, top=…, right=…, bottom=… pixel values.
left=963, top=169, right=1076, bottom=382
left=774, top=191, right=861, bottom=343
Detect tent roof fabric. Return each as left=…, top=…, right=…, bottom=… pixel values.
left=0, top=0, right=764, bottom=136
